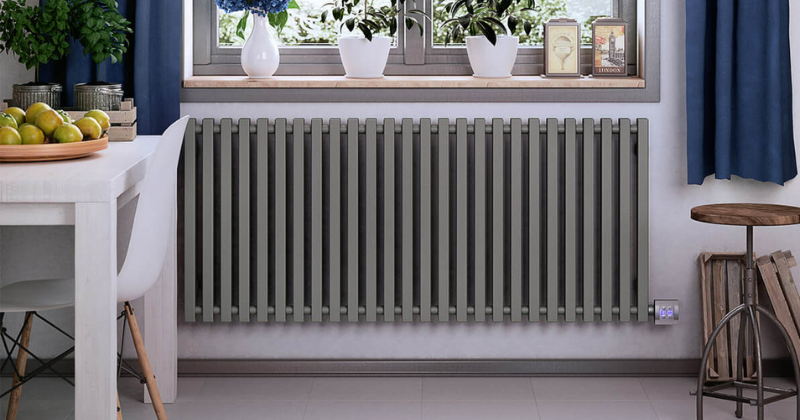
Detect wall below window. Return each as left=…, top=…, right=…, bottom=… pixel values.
left=2, top=0, right=800, bottom=362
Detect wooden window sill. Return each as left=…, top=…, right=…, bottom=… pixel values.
left=183, top=75, right=645, bottom=89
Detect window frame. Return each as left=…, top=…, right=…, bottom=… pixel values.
left=185, top=0, right=660, bottom=102
left=195, top=0, right=636, bottom=76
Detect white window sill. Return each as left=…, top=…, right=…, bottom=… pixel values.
left=183, top=75, right=645, bottom=89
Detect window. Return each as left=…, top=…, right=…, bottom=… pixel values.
left=217, top=0, right=394, bottom=46
left=186, top=0, right=659, bottom=102
left=194, top=0, right=639, bottom=76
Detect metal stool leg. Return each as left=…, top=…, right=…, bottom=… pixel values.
left=754, top=306, right=800, bottom=420
left=747, top=306, right=765, bottom=420
left=697, top=304, right=747, bottom=420
left=735, top=310, right=749, bottom=418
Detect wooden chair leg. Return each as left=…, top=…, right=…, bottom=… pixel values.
left=6, top=312, right=34, bottom=420
left=124, top=302, right=168, bottom=420
left=117, top=391, right=124, bottom=420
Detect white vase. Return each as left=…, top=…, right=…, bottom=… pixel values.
left=241, top=15, right=280, bottom=78
left=465, top=35, right=519, bottom=78
left=338, top=36, right=392, bottom=79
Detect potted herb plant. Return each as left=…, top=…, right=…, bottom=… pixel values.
left=0, top=0, right=71, bottom=109
left=71, top=0, right=132, bottom=110
left=217, top=0, right=300, bottom=78
left=323, top=0, right=427, bottom=79
left=440, top=0, right=536, bottom=78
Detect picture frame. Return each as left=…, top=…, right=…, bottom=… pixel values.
left=543, top=18, right=581, bottom=77
left=592, top=18, right=627, bottom=77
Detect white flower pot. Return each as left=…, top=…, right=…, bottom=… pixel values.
left=241, top=15, right=280, bottom=78
left=338, top=36, right=392, bottom=79
left=466, top=35, right=519, bottom=78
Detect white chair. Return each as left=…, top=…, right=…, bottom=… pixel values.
left=0, top=116, right=190, bottom=420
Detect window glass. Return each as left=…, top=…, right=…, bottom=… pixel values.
left=218, top=0, right=394, bottom=47
left=432, top=0, right=612, bottom=46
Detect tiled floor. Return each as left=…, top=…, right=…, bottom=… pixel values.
left=0, top=376, right=797, bottom=420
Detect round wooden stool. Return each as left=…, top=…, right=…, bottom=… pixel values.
left=692, top=203, right=800, bottom=420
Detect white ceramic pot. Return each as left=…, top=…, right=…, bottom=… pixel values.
left=338, top=36, right=392, bottom=79
left=465, top=35, right=519, bottom=78
left=241, top=14, right=280, bottom=78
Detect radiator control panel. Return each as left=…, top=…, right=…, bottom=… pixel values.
left=654, top=300, right=680, bottom=325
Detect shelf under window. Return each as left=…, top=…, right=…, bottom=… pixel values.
left=183, top=75, right=645, bottom=89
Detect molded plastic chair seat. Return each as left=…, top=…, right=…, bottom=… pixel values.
left=0, top=279, right=74, bottom=313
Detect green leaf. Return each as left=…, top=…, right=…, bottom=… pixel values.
left=476, top=20, right=496, bottom=45
left=358, top=22, right=373, bottom=41
left=483, top=16, right=507, bottom=34
left=236, top=10, right=250, bottom=39
left=333, top=7, right=344, bottom=21
left=523, top=19, right=532, bottom=35
left=345, top=17, right=356, bottom=32
left=288, top=0, right=301, bottom=9
left=507, top=15, right=517, bottom=34
left=458, top=15, right=470, bottom=29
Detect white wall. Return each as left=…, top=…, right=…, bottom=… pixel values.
left=2, top=0, right=800, bottom=361
left=174, top=0, right=800, bottom=359
left=0, top=0, right=36, bottom=101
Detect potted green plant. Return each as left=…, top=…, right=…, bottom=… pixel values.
left=323, top=0, right=428, bottom=78
left=439, top=0, right=537, bottom=78
left=71, top=0, right=132, bottom=110
left=0, top=0, right=71, bottom=110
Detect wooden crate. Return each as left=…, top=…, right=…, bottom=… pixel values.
left=699, top=252, right=759, bottom=383
left=758, top=250, right=800, bottom=368
left=1, top=98, right=137, bottom=142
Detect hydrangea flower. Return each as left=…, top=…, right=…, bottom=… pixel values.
left=216, top=0, right=291, bottom=17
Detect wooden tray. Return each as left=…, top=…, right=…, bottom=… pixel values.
left=0, top=136, right=108, bottom=162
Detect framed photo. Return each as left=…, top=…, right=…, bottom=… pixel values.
left=592, top=18, right=627, bottom=77
left=543, top=18, right=581, bottom=77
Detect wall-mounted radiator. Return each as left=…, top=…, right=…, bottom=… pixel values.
left=182, top=117, right=649, bottom=323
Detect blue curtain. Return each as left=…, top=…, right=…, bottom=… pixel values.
left=686, top=0, right=797, bottom=185
left=40, top=0, right=181, bottom=135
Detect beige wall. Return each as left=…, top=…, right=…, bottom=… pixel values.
left=0, top=0, right=36, bottom=101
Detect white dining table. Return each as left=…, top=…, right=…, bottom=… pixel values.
left=0, top=136, right=178, bottom=420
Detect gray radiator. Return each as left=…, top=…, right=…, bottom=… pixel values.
left=182, top=118, right=649, bottom=323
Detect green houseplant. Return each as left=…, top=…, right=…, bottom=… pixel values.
left=439, top=0, right=536, bottom=77
left=71, top=0, right=133, bottom=110
left=0, top=0, right=72, bottom=109
left=322, top=0, right=428, bottom=78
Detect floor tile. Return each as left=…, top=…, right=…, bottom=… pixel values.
left=768, top=397, right=799, bottom=420
left=422, top=377, right=534, bottom=401
left=537, top=400, right=658, bottom=420
left=71, top=401, right=307, bottom=420
left=196, top=377, right=313, bottom=401
left=640, top=377, right=697, bottom=400
left=304, top=400, right=420, bottom=420
left=651, top=398, right=777, bottom=420
left=173, top=377, right=207, bottom=401
left=1, top=399, right=73, bottom=420
left=422, top=400, right=539, bottom=420
left=310, top=377, right=422, bottom=401
left=0, top=377, right=74, bottom=401
left=170, top=400, right=307, bottom=420
left=531, top=377, right=648, bottom=401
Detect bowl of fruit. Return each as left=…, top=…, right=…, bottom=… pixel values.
left=0, top=102, right=111, bottom=162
